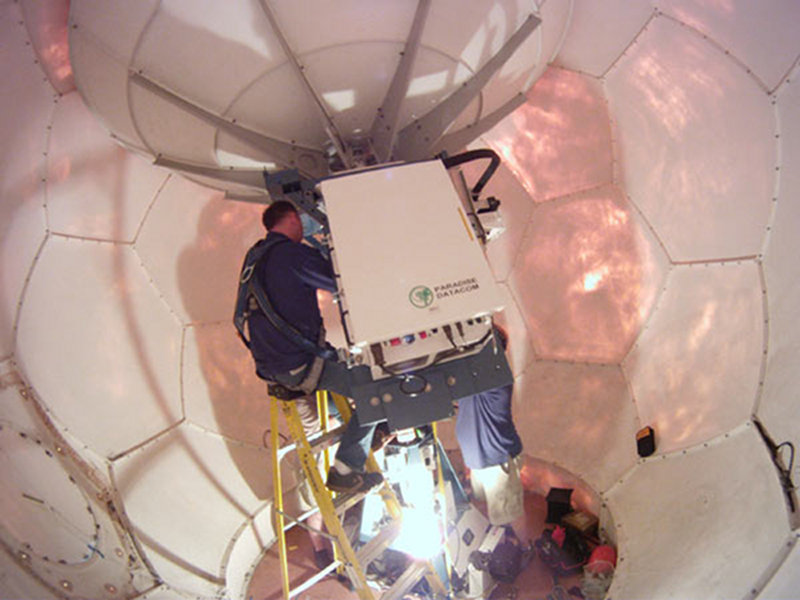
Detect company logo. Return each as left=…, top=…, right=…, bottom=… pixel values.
left=409, top=285, right=434, bottom=309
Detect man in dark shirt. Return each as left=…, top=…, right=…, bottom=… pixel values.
left=456, top=383, right=522, bottom=471
left=455, top=334, right=526, bottom=541
left=246, top=201, right=381, bottom=494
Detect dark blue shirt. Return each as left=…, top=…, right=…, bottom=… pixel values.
left=248, top=232, right=337, bottom=378
left=455, top=383, right=522, bottom=469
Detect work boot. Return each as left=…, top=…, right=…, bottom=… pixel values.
left=326, top=468, right=383, bottom=494
left=370, top=422, right=396, bottom=452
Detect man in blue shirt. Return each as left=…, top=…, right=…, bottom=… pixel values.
left=455, top=332, right=526, bottom=541
left=246, top=201, right=381, bottom=495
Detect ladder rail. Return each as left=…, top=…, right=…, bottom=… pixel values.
left=274, top=507, right=337, bottom=542
left=270, top=398, right=291, bottom=600
left=270, top=389, right=452, bottom=600
left=288, top=560, right=342, bottom=600
left=280, top=398, right=377, bottom=600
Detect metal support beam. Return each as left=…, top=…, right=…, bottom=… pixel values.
left=257, top=0, right=352, bottom=169
left=223, top=192, right=269, bottom=204
left=434, top=92, right=527, bottom=156
left=130, top=72, right=327, bottom=179
left=153, top=155, right=267, bottom=190
left=369, top=0, right=431, bottom=162
left=393, top=13, right=541, bottom=161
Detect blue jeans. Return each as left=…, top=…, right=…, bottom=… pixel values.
left=272, top=357, right=377, bottom=471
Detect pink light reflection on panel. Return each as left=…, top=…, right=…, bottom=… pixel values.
left=484, top=68, right=613, bottom=202
left=607, top=16, right=774, bottom=261
left=625, top=263, right=763, bottom=453
left=512, top=187, right=666, bottom=364
left=21, top=0, right=75, bottom=94
left=515, top=360, right=639, bottom=492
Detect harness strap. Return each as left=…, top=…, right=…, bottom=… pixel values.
left=234, top=237, right=336, bottom=361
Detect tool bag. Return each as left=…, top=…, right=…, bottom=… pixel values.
left=534, top=526, right=590, bottom=577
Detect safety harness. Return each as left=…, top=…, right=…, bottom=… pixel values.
left=233, top=236, right=336, bottom=360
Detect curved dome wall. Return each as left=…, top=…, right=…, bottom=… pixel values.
left=1, top=1, right=799, bottom=599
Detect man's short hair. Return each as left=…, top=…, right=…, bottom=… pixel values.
left=262, top=200, right=298, bottom=230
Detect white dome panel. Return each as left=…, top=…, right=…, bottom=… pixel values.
left=516, top=361, right=639, bottom=492
left=47, top=93, right=169, bottom=242
left=421, top=0, right=544, bottom=119
left=0, top=2, right=53, bottom=359
left=15, top=237, right=183, bottom=458
left=70, top=0, right=158, bottom=61
left=127, top=584, right=194, bottom=600
left=759, top=68, right=800, bottom=453
left=112, top=425, right=270, bottom=585
left=129, top=83, right=220, bottom=164
left=554, top=0, right=654, bottom=77
left=270, top=0, right=414, bottom=54
left=133, top=0, right=283, bottom=116
left=624, top=261, right=763, bottom=454
left=511, top=185, right=669, bottom=364
left=658, top=0, right=800, bottom=92
left=0, top=424, right=97, bottom=565
left=183, top=323, right=270, bottom=447
left=483, top=26, right=542, bottom=118
left=757, top=536, right=800, bottom=600
left=228, top=63, right=329, bottom=149
left=135, top=177, right=263, bottom=325
left=495, top=283, right=537, bottom=377
left=224, top=506, right=276, bottom=600
left=133, top=559, right=221, bottom=599
left=19, top=0, right=75, bottom=94
left=69, top=32, right=147, bottom=150
left=0, top=199, right=46, bottom=360
left=0, top=546, right=59, bottom=600
left=69, top=0, right=551, bottom=186
left=423, top=1, right=537, bottom=71
left=0, top=362, right=37, bottom=433
left=536, top=0, right=574, bottom=64
left=485, top=67, right=613, bottom=201
left=606, top=425, right=789, bottom=600
left=301, top=42, right=405, bottom=138
left=214, top=131, right=283, bottom=169
left=395, top=47, right=477, bottom=129
left=606, top=15, right=775, bottom=262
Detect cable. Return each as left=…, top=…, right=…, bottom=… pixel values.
left=776, top=441, right=795, bottom=479
left=754, top=419, right=797, bottom=512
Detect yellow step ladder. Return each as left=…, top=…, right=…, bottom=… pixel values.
left=268, top=386, right=448, bottom=600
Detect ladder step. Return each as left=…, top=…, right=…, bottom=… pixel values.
left=277, top=424, right=346, bottom=461
left=308, top=423, right=346, bottom=452
left=288, top=559, right=342, bottom=599
left=380, top=559, right=429, bottom=600
left=332, top=489, right=372, bottom=515
left=356, top=520, right=402, bottom=568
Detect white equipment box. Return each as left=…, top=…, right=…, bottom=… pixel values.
left=321, top=160, right=503, bottom=347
